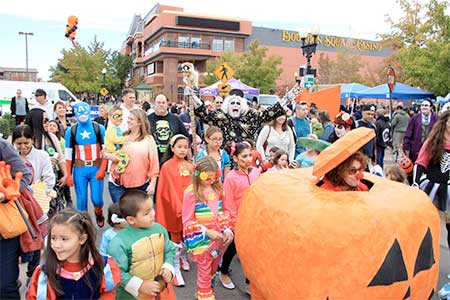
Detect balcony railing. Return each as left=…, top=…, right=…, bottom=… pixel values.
left=160, top=40, right=211, bottom=50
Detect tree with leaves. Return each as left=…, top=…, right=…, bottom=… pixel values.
left=317, top=50, right=364, bottom=84
left=381, top=0, right=450, bottom=96
left=49, top=37, right=132, bottom=97
left=204, top=40, right=283, bottom=94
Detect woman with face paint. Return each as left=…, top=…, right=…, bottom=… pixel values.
left=220, top=142, right=261, bottom=292
left=320, top=151, right=369, bottom=192
left=327, top=112, right=355, bottom=143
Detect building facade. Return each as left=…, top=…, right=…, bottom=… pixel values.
left=0, top=67, right=38, bottom=82
left=123, top=4, right=389, bottom=101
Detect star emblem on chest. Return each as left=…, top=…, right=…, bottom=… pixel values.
left=80, top=130, right=91, bottom=139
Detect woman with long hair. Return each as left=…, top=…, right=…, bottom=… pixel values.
left=414, top=110, right=450, bottom=254
left=256, top=110, right=295, bottom=163
left=106, top=109, right=159, bottom=203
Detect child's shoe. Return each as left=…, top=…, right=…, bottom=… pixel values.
left=197, top=289, right=215, bottom=300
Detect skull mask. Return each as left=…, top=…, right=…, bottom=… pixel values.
left=155, top=120, right=171, bottom=142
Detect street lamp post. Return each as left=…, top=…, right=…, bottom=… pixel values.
left=298, top=25, right=320, bottom=89
left=18, top=32, right=34, bottom=81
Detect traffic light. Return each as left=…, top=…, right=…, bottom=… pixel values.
left=65, top=15, right=78, bottom=40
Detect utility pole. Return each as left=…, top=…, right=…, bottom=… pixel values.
left=18, top=32, right=34, bottom=81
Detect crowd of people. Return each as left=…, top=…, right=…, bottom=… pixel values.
left=1, top=85, right=450, bottom=300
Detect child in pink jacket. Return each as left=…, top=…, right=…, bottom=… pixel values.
left=182, top=156, right=233, bottom=300
left=220, top=142, right=261, bottom=290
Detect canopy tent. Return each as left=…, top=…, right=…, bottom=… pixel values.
left=200, top=77, right=259, bottom=97
left=340, top=83, right=369, bottom=99
left=353, top=83, right=434, bottom=100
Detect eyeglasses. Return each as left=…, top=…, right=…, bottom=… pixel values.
left=348, top=167, right=364, bottom=175
left=208, top=137, right=223, bottom=143
left=43, top=118, right=49, bottom=124
left=215, top=101, right=223, bottom=105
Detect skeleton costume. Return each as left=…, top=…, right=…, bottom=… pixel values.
left=414, top=140, right=450, bottom=213
left=193, top=94, right=285, bottom=145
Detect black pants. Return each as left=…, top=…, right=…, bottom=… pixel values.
left=14, top=115, right=26, bottom=126
left=26, top=250, right=41, bottom=278
left=0, top=236, right=20, bottom=299
left=219, top=240, right=236, bottom=275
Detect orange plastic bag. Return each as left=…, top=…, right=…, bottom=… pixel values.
left=0, top=200, right=27, bottom=238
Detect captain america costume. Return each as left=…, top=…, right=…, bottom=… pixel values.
left=65, top=102, right=106, bottom=226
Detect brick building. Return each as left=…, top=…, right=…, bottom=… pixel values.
left=0, top=67, right=38, bottom=82
left=123, top=3, right=390, bottom=101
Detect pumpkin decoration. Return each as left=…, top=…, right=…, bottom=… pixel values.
left=398, top=156, right=414, bottom=174
left=235, top=128, right=440, bottom=300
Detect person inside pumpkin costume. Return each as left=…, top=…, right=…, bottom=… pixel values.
left=107, top=190, right=176, bottom=300
left=235, top=127, right=440, bottom=300
left=98, top=106, right=129, bottom=183
left=320, top=151, right=369, bottom=192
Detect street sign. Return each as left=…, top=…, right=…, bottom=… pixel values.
left=387, top=65, right=396, bottom=92
left=214, top=62, right=234, bottom=83
left=218, top=83, right=231, bottom=93
left=304, top=75, right=315, bottom=89
left=100, top=87, right=109, bottom=97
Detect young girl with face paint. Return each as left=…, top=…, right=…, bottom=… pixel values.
left=156, top=134, right=193, bottom=287
left=26, top=209, right=121, bottom=300
left=182, top=156, right=233, bottom=300
left=220, top=142, right=261, bottom=291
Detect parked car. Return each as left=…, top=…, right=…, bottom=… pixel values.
left=245, top=94, right=280, bottom=109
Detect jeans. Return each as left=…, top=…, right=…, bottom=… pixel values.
left=0, top=236, right=20, bottom=299
left=377, top=147, right=385, bottom=169
left=108, top=181, right=150, bottom=203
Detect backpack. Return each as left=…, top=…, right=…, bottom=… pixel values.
left=70, top=122, right=103, bottom=168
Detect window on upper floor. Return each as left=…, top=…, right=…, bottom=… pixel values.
left=191, top=36, right=201, bottom=49
left=178, top=36, right=189, bottom=48
left=224, top=39, right=234, bottom=52
left=212, top=38, right=223, bottom=52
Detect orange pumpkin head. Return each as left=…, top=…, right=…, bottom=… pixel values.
left=235, top=128, right=440, bottom=300
left=398, top=156, right=414, bottom=174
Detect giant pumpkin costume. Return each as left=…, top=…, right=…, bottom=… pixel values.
left=235, top=128, right=440, bottom=300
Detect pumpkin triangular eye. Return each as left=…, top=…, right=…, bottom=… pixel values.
left=413, top=228, right=435, bottom=276
left=368, top=239, right=408, bottom=286
left=402, top=286, right=410, bottom=299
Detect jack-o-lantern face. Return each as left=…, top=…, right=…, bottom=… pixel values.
left=235, top=128, right=440, bottom=300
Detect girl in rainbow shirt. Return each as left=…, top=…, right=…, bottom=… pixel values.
left=182, top=156, right=233, bottom=300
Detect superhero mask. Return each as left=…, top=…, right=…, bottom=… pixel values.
left=110, top=109, right=123, bottom=126
left=73, top=102, right=91, bottom=123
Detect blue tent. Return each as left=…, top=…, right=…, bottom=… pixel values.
left=340, top=83, right=369, bottom=99
left=353, top=83, right=434, bottom=100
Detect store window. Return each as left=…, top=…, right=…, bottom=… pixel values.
left=212, top=38, right=223, bottom=51
left=224, top=39, right=234, bottom=52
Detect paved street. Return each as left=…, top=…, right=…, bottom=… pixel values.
left=17, top=149, right=448, bottom=299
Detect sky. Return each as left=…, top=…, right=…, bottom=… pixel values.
left=0, top=0, right=407, bottom=81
